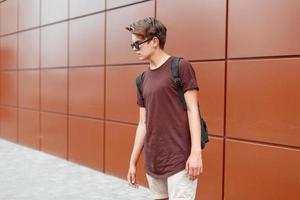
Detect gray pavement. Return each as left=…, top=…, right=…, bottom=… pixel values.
left=0, top=139, right=151, bottom=200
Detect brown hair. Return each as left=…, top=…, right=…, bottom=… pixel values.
left=126, top=17, right=167, bottom=49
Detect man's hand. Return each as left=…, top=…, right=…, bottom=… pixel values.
left=185, top=151, right=203, bottom=180
left=127, top=164, right=139, bottom=188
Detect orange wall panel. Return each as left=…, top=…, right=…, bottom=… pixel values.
left=106, top=65, right=147, bottom=123
left=196, top=137, right=223, bottom=200
left=41, top=0, right=68, bottom=25
left=1, top=71, right=18, bottom=106
left=69, top=67, right=104, bottom=119
left=107, top=0, right=143, bottom=9
left=41, top=23, right=68, bottom=68
left=18, top=70, right=39, bottom=110
left=0, top=34, right=18, bottom=70
left=18, top=0, right=40, bottom=31
left=228, top=0, right=300, bottom=58
left=41, top=69, right=68, bottom=113
left=0, top=106, right=18, bottom=142
left=157, top=0, right=226, bottom=60
left=70, top=0, right=105, bottom=18
left=225, top=139, right=300, bottom=200
left=18, top=29, right=40, bottom=69
left=194, top=62, right=225, bottom=136
left=105, top=121, right=147, bottom=186
left=18, top=109, right=40, bottom=149
left=227, top=58, right=300, bottom=147
left=41, top=112, right=68, bottom=159
left=0, top=0, right=18, bottom=35
left=69, top=14, right=105, bottom=66
left=69, top=116, right=104, bottom=171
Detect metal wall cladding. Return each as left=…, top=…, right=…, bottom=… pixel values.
left=41, top=22, right=68, bottom=68
left=69, top=67, right=105, bottom=119
left=225, top=139, right=300, bottom=200
left=18, top=0, right=40, bottom=31
left=228, top=0, right=300, bottom=58
left=106, top=65, right=147, bottom=123
left=18, top=29, right=40, bottom=69
left=41, top=112, right=68, bottom=159
left=0, top=0, right=299, bottom=199
left=18, top=70, right=39, bottom=110
left=157, top=0, right=226, bottom=60
left=69, top=13, right=105, bottom=66
left=193, top=62, right=225, bottom=136
left=18, top=109, right=40, bottom=149
left=41, top=0, right=68, bottom=25
left=105, top=121, right=147, bottom=186
left=69, top=0, right=105, bottom=18
left=0, top=0, right=18, bottom=35
left=226, top=58, right=300, bottom=147
left=196, top=137, right=223, bottom=200
left=41, top=69, right=68, bottom=114
left=0, top=35, right=18, bottom=70
left=1, top=71, right=18, bottom=106
left=107, top=0, right=143, bottom=9
left=0, top=107, right=17, bottom=142
left=68, top=116, right=104, bottom=171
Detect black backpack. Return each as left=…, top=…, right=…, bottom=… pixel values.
left=136, top=57, right=209, bottom=149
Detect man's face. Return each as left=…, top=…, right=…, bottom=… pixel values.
left=131, top=34, right=154, bottom=60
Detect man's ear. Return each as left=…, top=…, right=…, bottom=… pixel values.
left=151, top=36, right=160, bottom=48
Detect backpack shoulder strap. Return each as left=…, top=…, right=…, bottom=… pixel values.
left=171, top=57, right=187, bottom=111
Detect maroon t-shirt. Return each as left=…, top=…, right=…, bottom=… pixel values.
left=137, top=56, right=199, bottom=178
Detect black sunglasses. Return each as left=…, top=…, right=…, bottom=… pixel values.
left=130, top=38, right=152, bottom=50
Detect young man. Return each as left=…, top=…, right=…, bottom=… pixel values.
left=126, top=17, right=203, bottom=200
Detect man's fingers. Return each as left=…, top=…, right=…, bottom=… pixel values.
left=196, top=167, right=201, bottom=176
left=128, top=174, right=134, bottom=184
left=185, top=162, right=189, bottom=175
left=128, top=173, right=139, bottom=188
left=188, top=167, right=195, bottom=180
left=186, top=163, right=195, bottom=180
left=188, top=167, right=202, bottom=180
left=185, top=162, right=189, bottom=171
left=127, top=174, right=132, bottom=185
left=186, top=161, right=194, bottom=180
left=200, top=165, right=203, bottom=173
left=131, top=174, right=136, bottom=184
left=186, top=160, right=203, bottom=180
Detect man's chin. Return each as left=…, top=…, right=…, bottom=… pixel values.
left=137, top=56, right=146, bottom=61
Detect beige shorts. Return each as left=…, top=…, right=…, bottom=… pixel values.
left=146, top=170, right=198, bottom=200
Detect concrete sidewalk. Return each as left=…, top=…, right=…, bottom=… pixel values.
left=0, top=139, right=151, bottom=200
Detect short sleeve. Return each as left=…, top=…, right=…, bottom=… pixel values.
left=137, top=88, right=145, bottom=107
left=136, top=74, right=145, bottom=107
left=179, top=59, right=199, bottom=92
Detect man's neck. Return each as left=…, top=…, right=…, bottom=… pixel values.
left=148, top=50, right=170, bottom=70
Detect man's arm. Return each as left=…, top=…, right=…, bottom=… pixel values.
left=184, top=89, right=203, bottom=180
left=127, top=107, right=147, bottom=187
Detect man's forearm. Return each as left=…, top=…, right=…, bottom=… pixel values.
left=187, top=108, right=202, bottom=154
left=129, top=122, right=147, bottom=166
